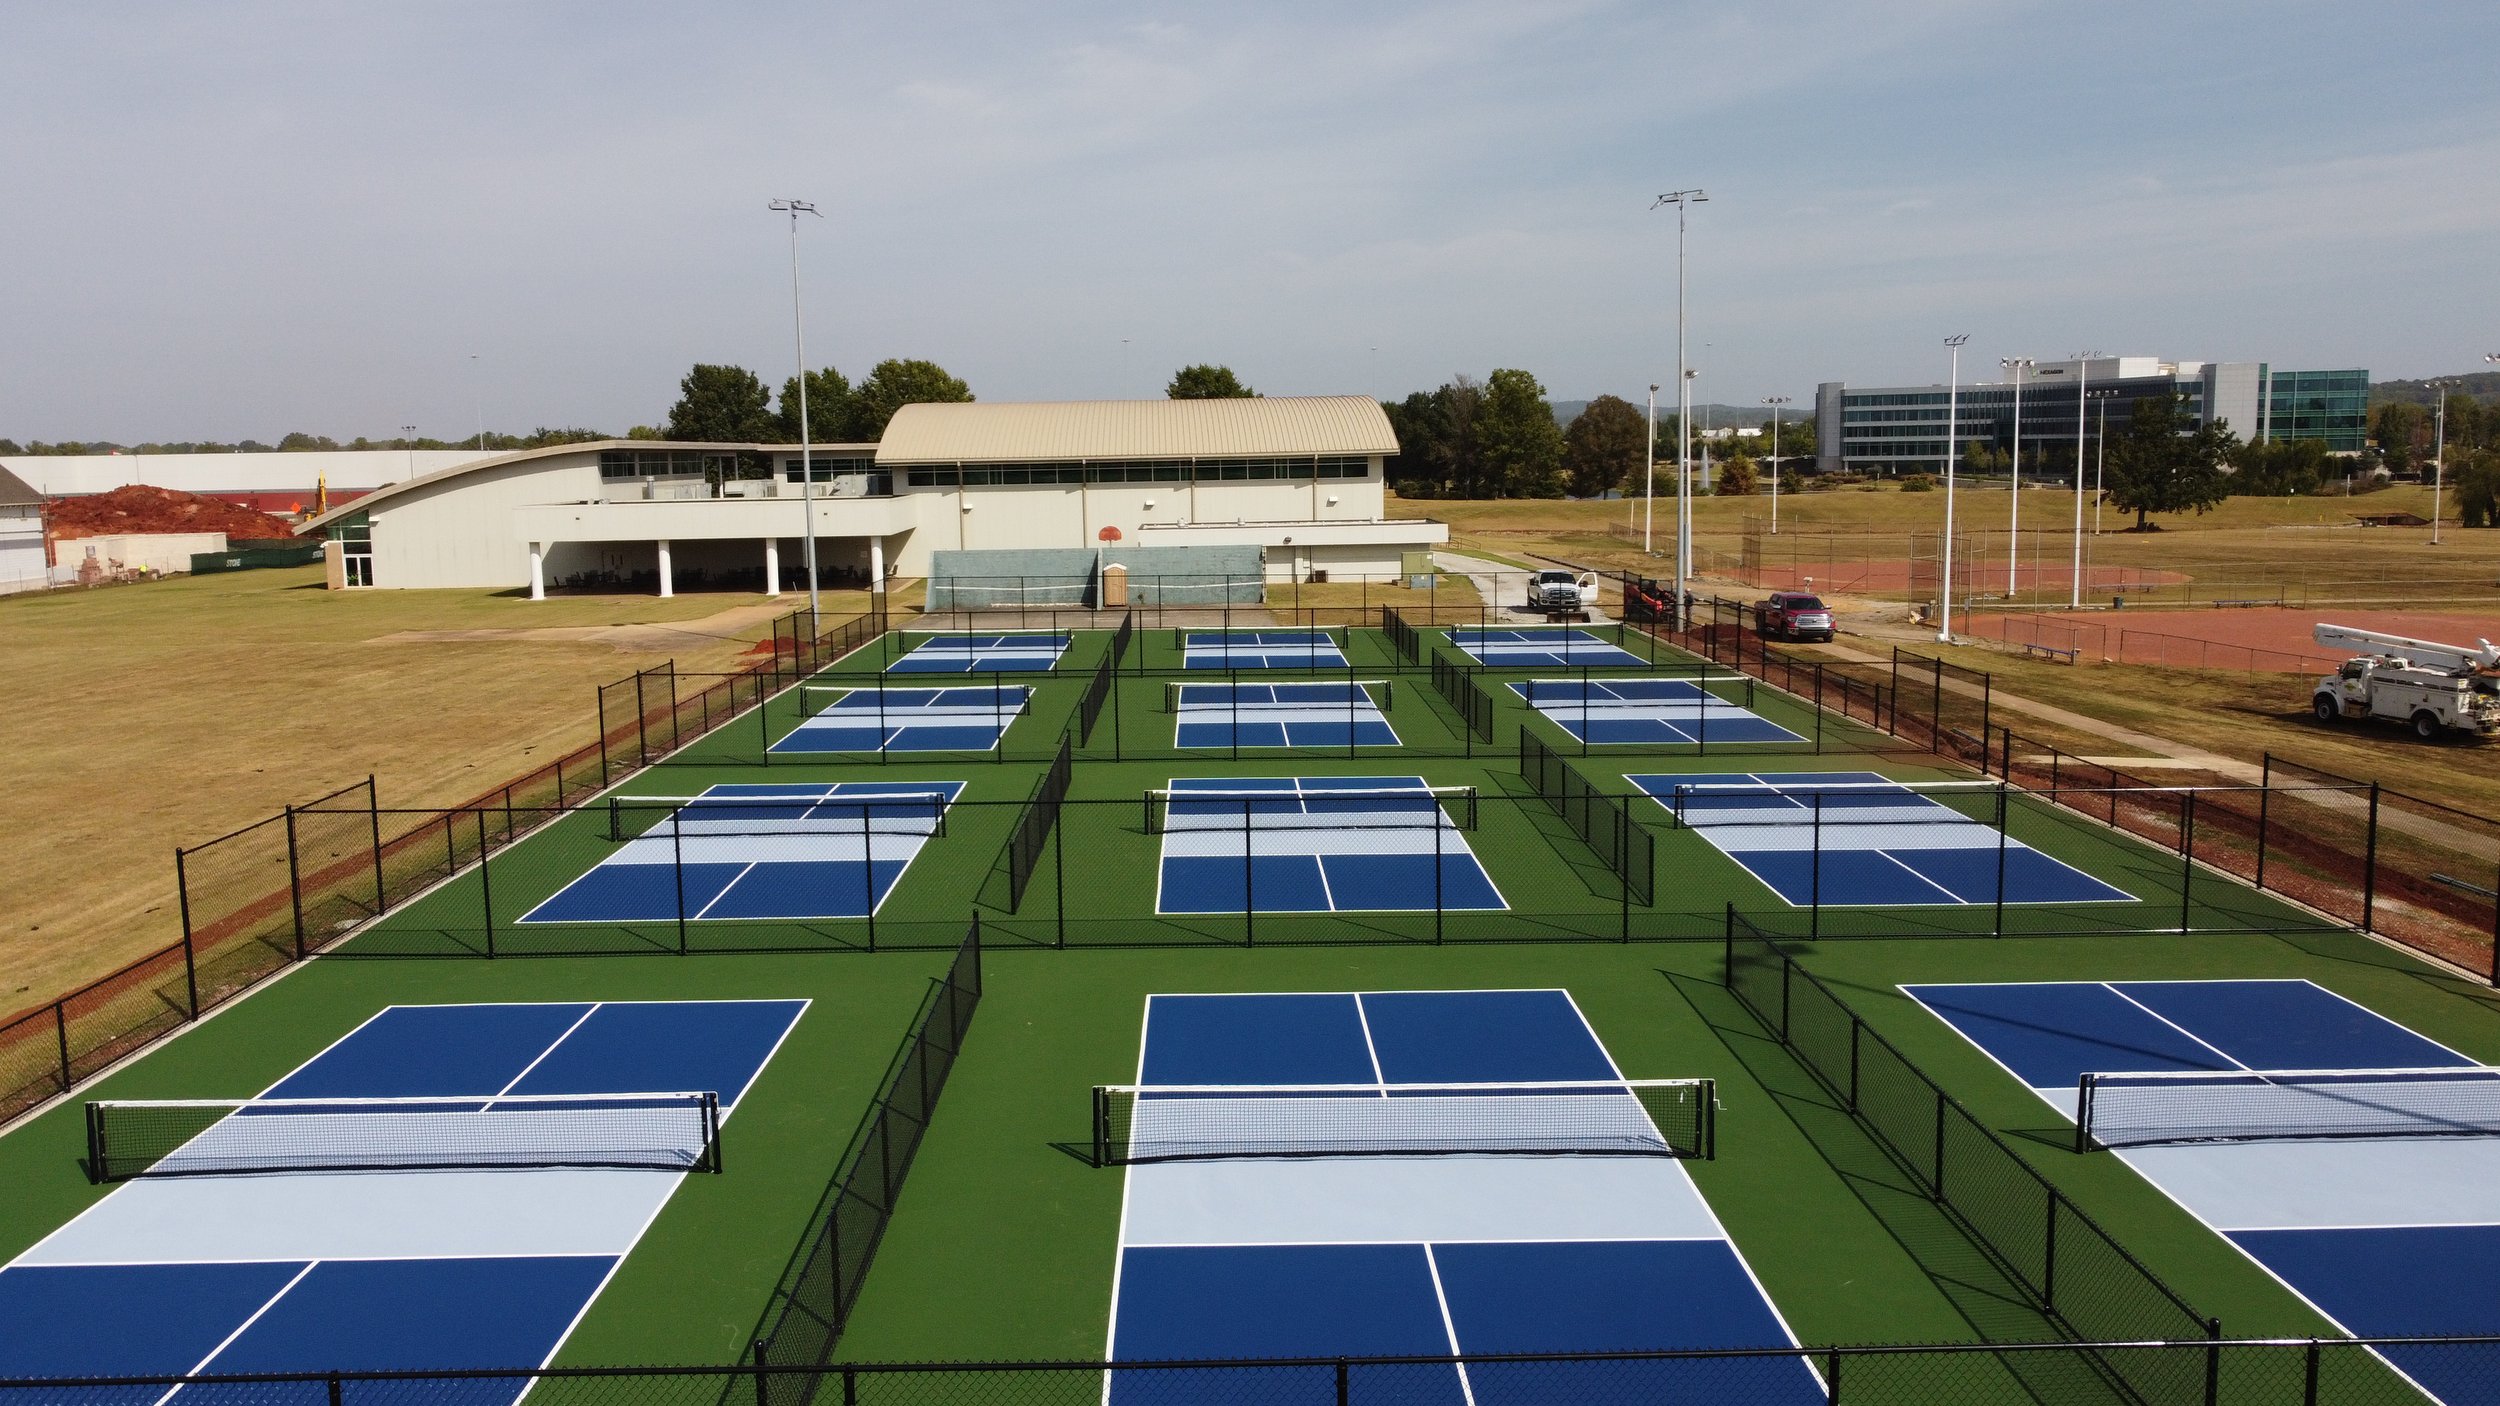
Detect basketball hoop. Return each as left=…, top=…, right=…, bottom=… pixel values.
left=1098, top=526, right=1122, bottom=542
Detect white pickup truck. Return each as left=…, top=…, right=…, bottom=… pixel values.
left=1526, top=569, right=1596, bottom=614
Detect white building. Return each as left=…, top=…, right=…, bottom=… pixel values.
left=291, top=396, right=1444, bottom=597
left=0, top=466, right=45, bottom=594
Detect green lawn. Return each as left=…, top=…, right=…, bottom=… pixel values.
left=1, top=619, right=2477, bottom=1389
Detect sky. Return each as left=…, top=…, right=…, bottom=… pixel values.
left=5, top=1, right=2498, bottom=443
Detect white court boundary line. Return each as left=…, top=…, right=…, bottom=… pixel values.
left=1102, top=990, right=1822, bottom=1395
left=8, top=998, right=810, bottom=1389
left=1147, top=776, right=1509, bottom=916
left=1900, top=979, right=2479, bottom=1405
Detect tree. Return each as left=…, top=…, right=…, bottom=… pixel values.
left=778, top=367, right=855, bottom=442
left=1167, top=365, right=1256, bottom=399
left=1714, top=451, right=1759, bottom=496
left=1381, top=378, right=1486, bottom=497
left=2373, top=402, right=2424, bottom=477
left=1561, top=395, right=1645, bottom=498
left=666, top=364, right=780, bottom=443
left=2230, top=438, right=2327, bottom=496
left=2456, top=449, right=2500, bottom=530
left=278, top=431, right=342, bottom=451
left=1476, top=369, right=1566, bottom=497
left=1765, top=413, right=1816, bottom=465
left=2103, top=393, right=2236, bottom=529
left=848, top=359, right=973, bottom=440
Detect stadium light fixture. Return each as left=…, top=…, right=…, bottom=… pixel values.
left=1762, top=397, right=1792, bottom=535
left=2000, top=358, right=2033, bottom=596
left=1938, top=335, right=1969, bottom=643
left=2069, top=351, right=2102, bottom=609
left=770, top=198, right=825, bottom=621
left=1644, top=384, right=1660, bottom=552
left=2428, top=379, right=2452, bottom=547
left=1652, top=189, right=1705, bottom=622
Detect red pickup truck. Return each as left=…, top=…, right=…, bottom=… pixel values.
left=1754, top=591, right=1836, bottom=642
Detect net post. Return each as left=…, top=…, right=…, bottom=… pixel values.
left=478, top=808, right=496, bottom=959
left=82, top=1099, right=106, bottom=1182
left=2074, top=1074, right=2094, bottom=1154
left=175, top=848, right=200, bottom=1019
left=284, top=804, right=308, bottom=961
left=367, top=775, right=387, bottom=917
left=707, top=1092, right=724, bottom=1174
left=2361, top=783, right=2380, bottom=932
left=759, top=676, right=772, bottom=766
left=1092, top=1085, right=1109, bottom=1166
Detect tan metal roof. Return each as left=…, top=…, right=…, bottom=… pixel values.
left=874, top=396, right=1396, bottom=464
left=291, top=439, right=874, bottom=534
left=0, top=464, right=40, bottom=507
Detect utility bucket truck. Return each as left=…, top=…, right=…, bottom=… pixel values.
left=2311, top=624, right=2500, bottom=740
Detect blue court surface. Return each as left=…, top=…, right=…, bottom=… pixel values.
left=771, top=685, right=1030, bottom=754
left=0, top=999, right=806, bottom=1392
left=1109, top=989, right=1820, bottom=1404
left=522, top=782, right=961, bottom=923
left=1173, top=682, right=1398, bottom=749
left=1153, top=777, right=1503, bottom=915
left=1183, top=630, right=1349, bottom=670
left=1446, top=627, right=1648, bottom=669
left=1509, top=678, right=1805, bottom=746
left=1908, top=979, right=2500, bottom=1406
left=1630, top=771, right=2133, bottom=907
left=888, top=632, right=1070, bottom=673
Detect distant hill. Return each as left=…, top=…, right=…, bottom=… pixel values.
left=2372, top=372, right=2500, bottom=407
left=1550, top=398, right=1799, bottom=428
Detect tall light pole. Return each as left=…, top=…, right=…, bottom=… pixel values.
left=1681, top=368, right=1699, bottom=610
left=1643, top=384, right=1660, bottom=551
left=770, top=198, right=824, bottom=619
left=469, top=354, right=485, bottom=451
left=2000, top=357, right=2032, bottom=596
left=1763, top=396, right=1791, bottom=534
left=2068, top=351, right=2101, bottom=608
left=2086, top=388, right=2117, bottom=543
left=1653, top=189, right=1705, bottom=621
left=401, top=424, right=417, bottom=485
left=2428, top=380, right=2451, bottom=547
left=1937, top=335, right=1969, bottom=642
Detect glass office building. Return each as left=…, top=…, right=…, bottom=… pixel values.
left=1814, top=358, right=2369, bottom=476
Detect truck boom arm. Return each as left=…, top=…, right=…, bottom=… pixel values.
left=2314, top=623, right=2500, bottom=673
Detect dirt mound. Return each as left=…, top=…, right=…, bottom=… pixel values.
left=47, top=484, right=299, bottom=545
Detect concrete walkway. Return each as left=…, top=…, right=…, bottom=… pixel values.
left=1433, top=551, right=1611, bottom=623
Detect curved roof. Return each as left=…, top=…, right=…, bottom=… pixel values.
left=291, top=438, right=871, bottom=534
left=875, top=396, right=1396, bottom=464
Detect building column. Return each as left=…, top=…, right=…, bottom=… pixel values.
left=657, top=539, right=673, bottom=598
left=869, top=535, right=885, bottom=590
left=528, top=542, right=545, bottom=601
left=764, top=537, right=780, bottom=597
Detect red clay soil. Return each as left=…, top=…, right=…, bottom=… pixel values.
left=1969, top=607, right=2500, bottom=672
left=45, top=484, right=299, bottom=547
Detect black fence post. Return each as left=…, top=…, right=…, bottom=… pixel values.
left=175, top=848, right=200, bottom=1018
left=1053, top=806, right=1067, bottom=950
left=53, top=1003, right=71, bottom=1097
left=364, top=775, right=388, bottom=916
left=673, top=811, right=690, bottom=956
left=633, top=670, right=650, bottom=767
left=2254, top=767, right=2271, bottom=892
left=478, top=809, right=496, bottom=959
left=597, top=681, right=613, bottom=788
left=1993, top=785, right=2010, bottom=937
left=2361, top=783, right=2381, bottom=932
left=2180, top=789, right=2197, bottom=934
left=1243, top=799, right=1256, bottom=948
left=284, top=804, right=308, bottom=961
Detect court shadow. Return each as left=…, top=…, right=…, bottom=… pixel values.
left=1048, top=1140, right=1105, bottom=1169
left=1661, top=968, right=2130, bottom=1404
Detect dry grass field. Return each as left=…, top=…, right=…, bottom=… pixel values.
left=0, top=568, right=870, bottom=1011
